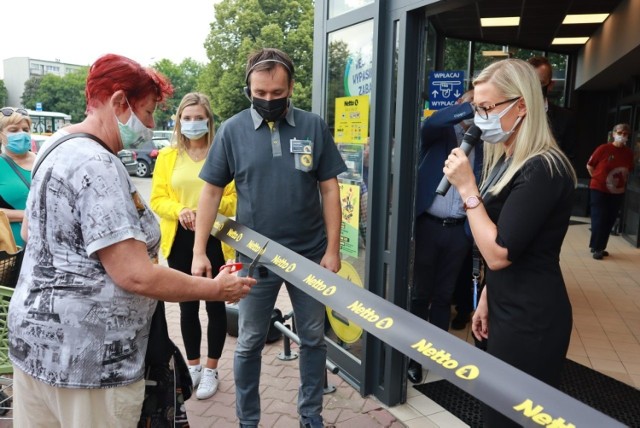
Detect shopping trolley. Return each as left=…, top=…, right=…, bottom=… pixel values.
left=0, top=249, right=24, bottom=419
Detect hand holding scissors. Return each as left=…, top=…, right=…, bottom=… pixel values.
left=218, top=262, right=243, bottom=274
left=218, top=241, right=270, bottom=277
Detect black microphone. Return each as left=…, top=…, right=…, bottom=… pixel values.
left=435, top=125, right=482, bottom=196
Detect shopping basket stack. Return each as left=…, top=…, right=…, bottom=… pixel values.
left=0, top=249, right=24, bottom=418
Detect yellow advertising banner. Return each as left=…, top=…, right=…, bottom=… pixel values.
left=334, top=95, right=369, bottom=144
left=339, top=183, right=360, bottom=258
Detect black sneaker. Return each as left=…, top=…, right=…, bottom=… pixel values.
left=407, top=360, right=423, bottom=383
left=593, top=251, right=604, bottom=260
left=590, top=248, right=609, bottom=257
left=299, top=419, right=330, bottom=428
left=451, top=312, right=471, bottom=330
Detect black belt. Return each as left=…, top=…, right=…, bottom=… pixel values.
left=422, top=212, right=466, bottom=227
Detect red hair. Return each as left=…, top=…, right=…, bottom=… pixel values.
left=85, top=54, right=173, bottom=112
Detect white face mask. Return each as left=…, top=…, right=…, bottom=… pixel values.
left=474, top=99, right=521, bottom=144
left=180, top=119, right=209, bottom=140
left=613, top=134, right=628, bottom=144
left=117, top=99, right=153, bottom=147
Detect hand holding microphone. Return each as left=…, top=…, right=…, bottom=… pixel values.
left=436, top=125, right=482, bottom=196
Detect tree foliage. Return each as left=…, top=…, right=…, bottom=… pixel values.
left=21, top=76, right=43, bottom=109
left=22, top=68, right=88, bottom=124
left=0, top=80, right=8, bottom=107
left=200, top=0, right=314, bottom=120
left=152, top=58, right=204, bottom=130
left=326, top=40, right=350, bottom=129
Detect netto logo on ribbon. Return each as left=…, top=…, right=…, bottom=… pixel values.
left=272, top=255, right=297, bottom=273
left=411, top=339, right=480, bottom=380
left=213, top=220, right=223, bottom=232
left=226, top=228, right=243, bottom=242
left=347, top=301, right=393, bottom=329
left=514, top=400, right=576, bottom=427
left=247, top=240, right=264, bottom=253
left=303, top=274, right=336, bottom=296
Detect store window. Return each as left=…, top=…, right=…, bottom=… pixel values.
left=325, top=19, right=373, bottom=358
left=329, top=0, right=374, bottom=19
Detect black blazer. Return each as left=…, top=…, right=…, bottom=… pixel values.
left=547, top=102, right=577, bottom=162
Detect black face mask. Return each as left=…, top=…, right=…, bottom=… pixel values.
left=252, top=96, right=288, bottom=122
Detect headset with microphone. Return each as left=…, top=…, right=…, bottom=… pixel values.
left=243, top=59, right=293, bottom=100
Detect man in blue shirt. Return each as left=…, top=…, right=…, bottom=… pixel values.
left=409, top=91, right=481, bottom=383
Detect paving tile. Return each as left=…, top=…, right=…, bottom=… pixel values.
left=263, top=398, right=298, bottom=418
left=427, top=410, right=469, bottom=428
left=370, top=408, right=400, bottom=426
left=202, top=400, right=243, bottom=420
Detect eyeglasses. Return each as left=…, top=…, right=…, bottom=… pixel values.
left=471, top=97, right=520, bottom=120
left=1, top=107, right=29, bottom=117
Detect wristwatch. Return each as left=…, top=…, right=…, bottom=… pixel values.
left=463, top=195, right=483, bottom=211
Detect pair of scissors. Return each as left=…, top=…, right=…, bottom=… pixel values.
left=218, top=240, right=270, bottom=277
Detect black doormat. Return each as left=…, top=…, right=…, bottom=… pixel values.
left=414, top=359, right=640, bottom=427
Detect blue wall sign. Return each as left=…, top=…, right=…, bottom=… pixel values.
left=428, top=71, right=465, bottom=109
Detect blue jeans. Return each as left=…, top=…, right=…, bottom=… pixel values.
left=235, top=264, right=326, bottom=426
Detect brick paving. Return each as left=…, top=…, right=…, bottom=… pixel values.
left=166, top=288, right=405, bottom=428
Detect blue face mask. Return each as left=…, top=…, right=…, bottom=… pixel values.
left=6, top=132, right=32, bottom=154
left=117, top=99, right=153, bottom=147
left=180, top=119, right=209, bottom=140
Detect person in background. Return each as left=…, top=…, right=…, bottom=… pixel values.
left=586, top=123, right=634, bottom=260
left=527, top=56, right=577, bottom=166
left=444, top=58, right=576, bottom=427
left=0, top=107, right=35, bottom=249
left=408, top=90, right=480, bottom=384
left=151, top=92, right=237, bottom=400
left=8, top=54, right=255, bottom=427
left=192, top=48, right=346, bottom=428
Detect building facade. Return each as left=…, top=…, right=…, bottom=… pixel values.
left=2, top=57, right=84, bottom=108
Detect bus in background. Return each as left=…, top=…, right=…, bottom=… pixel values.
left=27, top=109, right=72, bottom=134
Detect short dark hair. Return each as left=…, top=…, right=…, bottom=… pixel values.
left=527, top=56, right=553, bottom=81
left=245, top=48, right=294, bottom=86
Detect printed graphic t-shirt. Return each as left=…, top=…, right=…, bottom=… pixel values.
left=587, top=143, right=634, bottom=194
left=8, top=133, right=160, bottom=388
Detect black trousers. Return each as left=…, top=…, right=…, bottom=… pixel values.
left=589, top=189, right=624, bottom=252
left=412, top=213, right=471, bottom=331
left=452, top=248, right=474, bottom=316
left=167, top=226, right=227, bottom=361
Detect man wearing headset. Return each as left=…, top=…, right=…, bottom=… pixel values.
left=192, top=48, right=346, bottom=428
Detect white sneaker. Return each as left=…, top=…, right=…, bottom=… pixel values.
left=196, top=368, right=219, bottom=400
left=188, top=365, right=202, bottom=388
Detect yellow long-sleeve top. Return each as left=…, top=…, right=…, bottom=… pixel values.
left=150, top=146, right=236, bottom=261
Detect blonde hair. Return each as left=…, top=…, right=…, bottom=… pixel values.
left=172, top=92, right=215, bottom=152
left=0, top=108, right=33, bottom=145
left=473, top=59, right=577, bottom=194
left=612, top=123, right=630, bottom=134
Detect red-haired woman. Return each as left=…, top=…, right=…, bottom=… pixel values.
left=7, top=54, right=255, bottom=427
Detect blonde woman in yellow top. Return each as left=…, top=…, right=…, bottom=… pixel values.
left=151, top=92, right=236, bottom=400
